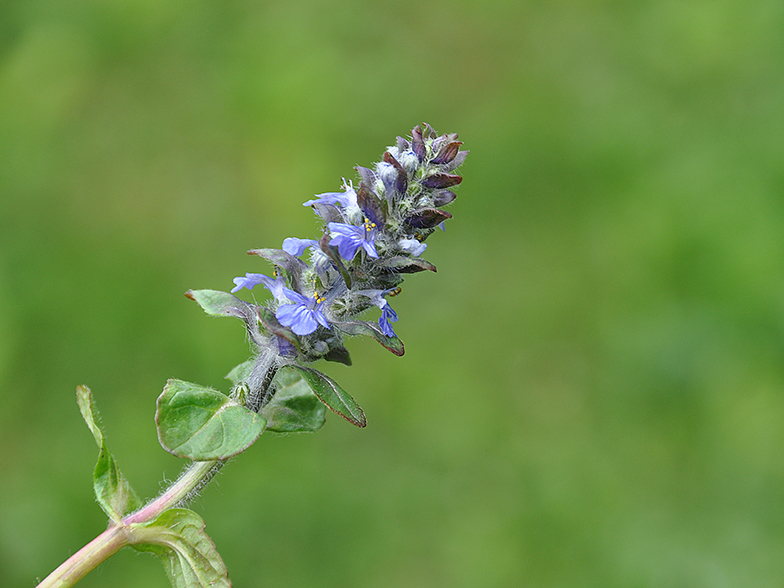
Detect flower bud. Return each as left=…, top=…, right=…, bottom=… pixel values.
left=404, top=208, right=453, bottom=229
left=420, top=173, right=463, bottom=189
left=432, top=190, right=457, bottom=207
left=431, top=141, right=462, bottom=165
left=397, top=149, right=419, bottom=173
left=382, top=151, right=408, bottom=195
left=411, top=125, right=426, bottom=162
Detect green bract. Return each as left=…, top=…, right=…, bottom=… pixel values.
left=287, top=365, right=367, bottom=428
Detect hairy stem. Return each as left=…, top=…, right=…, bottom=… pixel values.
left=36, top=360, right=278, bottom=588
left=36, top=525, right=127, bottom=588
left=125, top=459, right=226, bottom=524
left=35, top=460, right=224, bottom=588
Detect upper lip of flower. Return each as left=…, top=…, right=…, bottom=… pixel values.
left=282, top=237, right=319, bottom=257
left=303, top=178, right=359, bottom=211
left=231, top=272, right=286, bottom=300
left=379, top=302, right=398, bottom=337
left=398, top=237, right=427, bottom=257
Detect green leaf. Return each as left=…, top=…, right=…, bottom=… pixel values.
left=76, top=386, right=143, bottom=521
left=248, top=248, right=306, bottom=274
left=129, top=508, right=230, bottom=588
left=262, top=367, right=326, bottom=433
left=184, top=289, right=252, bottom=319
left=288, top=366, right=367, bottom=428
left=225, top=359, right=254, bottom=386
left=334, top=320, right=405, bottom=356
left=324, top=344, right=352, bottom=366
left=156, top=380, right=266, bottom=460
left=376, top=255, right=437, bottom=273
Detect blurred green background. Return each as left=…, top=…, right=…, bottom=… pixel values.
left=2, top=1, right=784, bottom=586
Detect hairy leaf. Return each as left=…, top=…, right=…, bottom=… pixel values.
left=185, top=289, right=253, bottom=320
left=156, top=380, right=265, bottom=460
left=404, top=207, right=453, bottom=229
left=77, top=386, right=142, bottom=521
left=262, top=367, right=326, bottom=432
left=130, top=508, right=230, bottom=588
left=324, top=344, right=352, bottom=366
left=225, top=359, right=254, bottom=386
left=334, top=320, right=405, bottom=356
left=288, top=366, right=366, bottom=427
left=376, top=256, right=437, bottom=273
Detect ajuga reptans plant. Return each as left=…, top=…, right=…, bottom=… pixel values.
left=37, top=124, right=468, bottom=588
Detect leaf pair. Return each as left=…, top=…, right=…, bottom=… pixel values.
left=155, top=370, right=329, bottom=461
left=77, top=386, right=230, bottom=587
left=155, top=364, right=365, bottom=462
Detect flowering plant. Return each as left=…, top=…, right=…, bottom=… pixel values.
left=36, top=124, right=467, bottom=588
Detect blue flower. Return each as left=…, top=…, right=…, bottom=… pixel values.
left=282, top=237, right=318, bottom=257
left=328, top=220, right=379, bottom=260
left=398, top=237, right=427, bottom=257
left=376, top=161, right=399, bottom=195
left=379, top=301, right=399, bottom=337
left=303, top=179, right=362, bottom=221
left=282, top=237, right=332, bottom=278
left=276, top=288, right=331, bottom=335
left=231, top=273, right=286, bottom=300
left=356, top=289, right=399, bottom=337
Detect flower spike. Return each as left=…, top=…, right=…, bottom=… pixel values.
left=225, top=123, right=467, bottom=364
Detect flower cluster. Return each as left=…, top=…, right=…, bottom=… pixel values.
left=231, top=124, right=467, bottom=366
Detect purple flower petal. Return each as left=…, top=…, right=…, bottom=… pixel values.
left=282, top=237, right=318, bottom=257
left=281, top=287, right=308, bottom=305
left=231, top=273, right=285, bottom=299
left=275, top=288, right=331, bottom=335
left=303, top=179, right=358, bottom=210
left=355, top=289, right=399, bottom=337
left=328, top=221, right=379, bottom=261
left=379, top=302, right=399, bottom=337
left=276, top=303, right=319, bottom=335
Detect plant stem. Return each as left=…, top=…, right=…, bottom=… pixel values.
left=36, top=459, right=225, bottom=588
left=125, top=459, right=225, bottom=524
left=36, top=524, right=127, bottom=588
left=37, top=358, right=278, bottom=587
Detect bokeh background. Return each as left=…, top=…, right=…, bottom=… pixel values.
left=2, top=1, right=784, bottom=586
